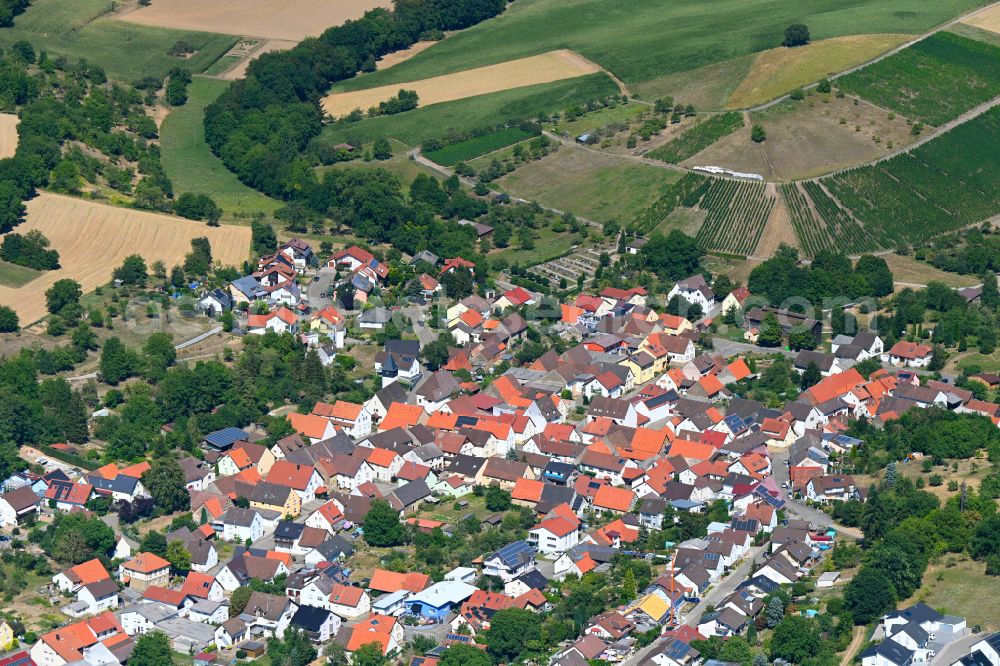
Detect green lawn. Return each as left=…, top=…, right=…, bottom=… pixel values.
left=160, top=77, right=282, bottom=219
left=0, top=260, right=42, bottom=287
left=322, top=73, right=618, bottom=146
left=490, top=226, right=582, bottom=267
left=0, top=0, right=238, bottom=81
left=908, top=557, right=1000, bottom=630
left=329, top=0, right=983, bottom=93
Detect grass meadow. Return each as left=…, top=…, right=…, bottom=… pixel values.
left=0, top=0, right=237, bottom=81
left=424, top=127, right=536, bottom=166
left=160, top=77, right=282, bottom=219
left=0, top=260, right=41, bottom=288
left=328, top=0, right=984, bottom=94
left=321, top=73, right=618, bottom=146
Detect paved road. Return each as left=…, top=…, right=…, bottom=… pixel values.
left=626, top=545, right=767, bottom=666
left=400, top=304, right=437, bottom=347
left=307, top=266, right=338, bottom=309
left=710, top=337, right=797, bottom=360
left=769, top=448, right=862, bottom=539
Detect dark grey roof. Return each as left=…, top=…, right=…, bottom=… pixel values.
left=274, top=521, right=305, bottom=541
left=315, top=535, right=354, bottom=560
left=290, top=604, right=333, bottom=632
left=88, top=474, right=140, bottom=495
left=388, top=479, right=432, bottom=510
left=512, top=568, right=548, bottom=591
left=861, top=639, right=914, bottom=666
left=204, top=427, right=250, bottom=450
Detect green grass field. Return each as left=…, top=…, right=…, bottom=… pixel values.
left=909, top=557, right=1000, bottom=630
left=322, top=139, right=446, bottom=196
left=0, top=0, right=237, bottom=81
left=424, top=127, right=536, bottom=166
left=322, top=73, right=618, bottom=146
left=329, top=0, right=983, bottom=94
left=554, top=102, right=647, bottom=135
left=0, top=260, right=41, bottom=288
left=160, top=77, right=282, bottom=219
left=490, top=226, right=580, bottom=267
left=496, top=144, right=682, bottom=223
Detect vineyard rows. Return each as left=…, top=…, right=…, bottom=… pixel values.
left=630, top=172, right=709, bottom=234
left=646, top=112, right=744, bottom=164
left=690, top=179, right=774, bottom=256
left=837, top=31, right=1000, bottom=126
left=820, top=105, right=1000, bottom=247
left=780, top=183, right=835, bottom=257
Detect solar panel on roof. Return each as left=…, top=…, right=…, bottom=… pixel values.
left=455, top=415, right=479, bottom=427
left=495, top=540, right=534, bottom=567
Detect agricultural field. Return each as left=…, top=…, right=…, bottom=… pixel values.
left=630, top=173, right=709, bottom=235
left=634, top=56, right=755, bottom=110
left=821, top=105, right=1000, bottom=248
left=0, top=113, right=17, bottom=159
left=328, top=0, right=982, bottom=96
left=0, top=193, right=251, bottom=324
left=321, top=73, right=618, bottom=147
left=423, top=127, right=536, bottom=166
left=160, top=77, right=282, bottom=219
left=321, top=50, right=601, bottom=118
left=962, top=2, right=1000, bottom=35
left=689, top=179, right=776, bottom=256
left=0, top=260, right=41, bottom=288
left=496, top=145, right=683, bottom=224
left=687, top=93, right=918, bottom=181
left=646, top=112, right=744, bottom=164
left=0, top=0, right=238, bottom=81
left=780, top=183, right=878, bottom=257
left=120, top=0, right=392, bottom=41
left=553, top=101, right=646, bottom=137
left=836, top=31, right=1000, bottom=126
left=725, top=34, right=909, bottom=109
left=881, top=254, right=981, bottom=288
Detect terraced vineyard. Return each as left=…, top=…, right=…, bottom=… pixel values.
left=836, top=31, right=1000, bottom=126
left=690, top=179, right=774, bottom=256
left=820, top=105, right=1000, bottom=246
left=646, top=112, right=744, bottom=164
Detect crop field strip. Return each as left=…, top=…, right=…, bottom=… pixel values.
left=689, top=179, right=775, bottom=256
left=423, top=127, right=536, bottom=166
left=819, top=105, right=1000, bottom=248
left=836, top=31, right=1000, bottom=126
left=646, top=112, right=744, bottom=164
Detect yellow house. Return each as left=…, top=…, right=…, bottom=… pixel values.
left=620, top=352, right=657, bottom=385
left=0, top=620, right=14, bottom=650
left=659, top=314, right=695, bottom=336
left=250, top=482, right=301, bottom=518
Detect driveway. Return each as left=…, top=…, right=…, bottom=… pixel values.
left=769, top=448, right=862, bottom=539
left=401, top=304, right=438, bottom=347
left=307, top=267, right=338, bottom=309
left=928, top=633, right=982, bottom=666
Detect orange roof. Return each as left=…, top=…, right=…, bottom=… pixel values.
left=380, top=403, right=424, bottom=430
left=575, top=554, right=597, bottom=575
left=515, top=588, right=548, bottom=609
left=629, top=428, right=668, bottom=455
left=366, top=447, right=398, bottom=469
left=287, top=412, right=333, bottom=440
left=470, top=419, right=511, bottom=440
left=690, top=459, right=730, bottom=478
left=94, top=463, right=120, bottom=479
left=347, top=615, right=398, bottom=654
left=315, top=305, right=342, bottom=324
left=493, top=375, right=530, bottom=408
left=313, top=400, right=363, bottom=422
left=593, top=518, right=640, bottom=544
left=143, top=585, right=189, bottom=607
left=660, top=313, right=689, bottom=330
left=668, top=439, right=715, bottom=461
left=725, top=358, right=752, bottom=381
left=233, top=468, right=262, bottom=486
left=265, top=550, right=292, bottom=566
left=315, top=500, right=344, bottom=525
left=592, top=485, right=636, bottom=512
left=547, top=502, right=580, bottom=525
left=425, top=411, right=459, bottom=430
left=533, top=516, right=578, bottom=538
left=330, top=583, right=365, bottom=607
left=180, top=572, right=217, bottom=599
left=39, top=613, right=123, bottom=663
left=271, top=306, right=298, bottom=326
left=807, top=368, right=865, bottom=404
left=511, top=478, right=544, bottom=503
left=699, top=374, right=725, bottom=396
left=561, top=304, right=585, bottom=324
left=739, top=452, right=770, bottom=475
left=225, top=448, right=253, bottom=469
left=460, top=309, right=484, bottom=328
left=66, top=558, right=111, bottom=585
left=122, top=552, right=170, bottom=574
left=369, top=569, right=430, bottom=594
left=266, top=460, right=316, bottom=490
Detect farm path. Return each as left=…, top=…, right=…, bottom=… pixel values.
left=409, top=147, right=604, bottom=230
left=747, top=0, right=1000, bottom=113
left=839, top=625, right=868, bottom=666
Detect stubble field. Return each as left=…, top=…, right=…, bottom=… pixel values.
left=120, top=0, right=393, bottom=41
left=321, top=50, right=601, bottom=117
left=0, top=193, right=251, bottom=324
left=0, top=113, right=18, bottom=159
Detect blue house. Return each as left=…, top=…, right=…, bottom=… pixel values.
left=404, top=581, right=476, bottom=622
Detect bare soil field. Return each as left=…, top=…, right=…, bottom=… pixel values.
left=0, top=193, right=251, bottom=324
left=685, top=94, right=919, bottom=181
left=322, top=50, right=601, bottom=117
left=0, top=113, right=18, bottom=159
left=726, top=34, right=910, bottom=109
left=962, top=3, right=1000, bottom=35
left=120, top=0, right=392, bottom=41
left=753, top=185, right=799, bottom=257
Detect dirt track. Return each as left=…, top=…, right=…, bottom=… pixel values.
left=321, top=49, right=601, bottom=117
left=119, top=0, right=392, bottom=41
left=0, top=193, right=251, bottom=324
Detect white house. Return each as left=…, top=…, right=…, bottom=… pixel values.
left=667, top=275, right=715, bottom=312
left=219, top=507, right=266, bottom=542
left=528, top=517, right=580, bottom=555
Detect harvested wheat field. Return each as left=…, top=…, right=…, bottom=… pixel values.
left=376, top=41, right=438, bottom=71
left=322, top=50, right=601, bottom=117
left=963, top=3, right=1000, bottom=34
left=219, top=39, right=298, bottom=81
left=120, top=0, right=392, bottom=41
left=0, top=113, right=18, bottom=159
left=726, top=34, right=910, bottom=109
left=0, top=193, right=251, bottom=324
